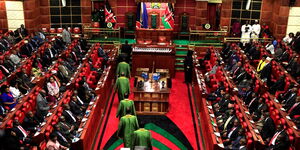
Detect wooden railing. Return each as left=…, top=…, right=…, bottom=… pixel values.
left=83, top=26, right=121, bottom=40
left=189, top=28, right=227, bottom=41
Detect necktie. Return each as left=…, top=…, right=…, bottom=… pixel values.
left=288, top=102, right=299, bottom=114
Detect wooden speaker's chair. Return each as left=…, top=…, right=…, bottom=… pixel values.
left=178, top=13, right=190, bottom=39
left=124, top=12, right=135, bottom=38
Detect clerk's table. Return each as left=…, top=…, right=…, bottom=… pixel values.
left=133, top=74, right=170, bottom=115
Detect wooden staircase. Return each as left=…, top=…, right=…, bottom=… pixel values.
left=175, top=45, right=189, bottom=71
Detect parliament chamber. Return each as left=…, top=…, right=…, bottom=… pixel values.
left=1, top=0, right=300, bottom=150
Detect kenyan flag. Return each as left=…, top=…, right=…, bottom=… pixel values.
left=162, top=3, right=174, bottom=29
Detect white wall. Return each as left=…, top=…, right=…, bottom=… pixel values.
left=286, top=7, right=300, bottom=35
left=5, top=1, right=25, bottom=31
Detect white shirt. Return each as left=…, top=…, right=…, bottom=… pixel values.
left=283, top=36, right=293, bottom=44
left=266, top=44, right=275, bottom=54
left=9, top=86, right=21, bottom=98
left=9, top=54, right=21, bottom=65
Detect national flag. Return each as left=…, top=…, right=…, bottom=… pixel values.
left=136, top=2, right=148, bottom=29
left=105, top=1, right=116, bottom=28
left=162, top=3, right=174, bottom=29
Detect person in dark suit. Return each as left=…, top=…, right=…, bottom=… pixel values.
left=11, top=119, right=31, bottom=144
left=44, top=43, right=56, bottom=61
left=62, top=104, right=79, bottom=125
left=53, top=125, right=71, bottom=147
left=57, top=116, right=76, bottom=139
left=248, top=96, right=260, bottom=114
left=222, top=119, right=241, bottom=146
left=20, top=40, right=33, bottom=58
left=3, top=55, right=15, bottom=72
left=268, top=124, right=290, bottom=150
left=0, top=59, right=11, bottom=77
left=281, top=87, right=298, bottom=109
left=20, top=24, right=28, bottom=37
left=288, top=96, right=300, bottom=118
left=184, top=50, right=193, bottom=83
left=0, top=129, right=23, bottom=150
left=22, top=111, right=40, bottom=132
left=69, top=96, right=84, bottom=116
left=121, top=40, right=132, bottom=62
left=231, top=62, right=242, bottom=78
left=227, top=129, right=245, bottom=150
left=269, top=75, right=286, bottom=94
left=261, top=112, right=276, bottom=142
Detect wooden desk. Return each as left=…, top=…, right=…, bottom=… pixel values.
left=132, top=45, right=175, bottom=78
left=133, top=81, right=170, bottom=115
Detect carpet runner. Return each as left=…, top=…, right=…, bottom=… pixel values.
left=100, top=73, right=199, bottom=149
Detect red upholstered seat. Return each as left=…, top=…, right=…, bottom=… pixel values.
left=42, top=28, right=48, bottom=33
left=49, top=28, right=56, bottom=33
left=6, top=120, right=13, bottom=128
left=73, top=27, right=80, bottom=33
left=15, top=110, right=25, bottom=123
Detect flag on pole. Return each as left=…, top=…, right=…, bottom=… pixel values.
left=162, top=3, right=174, bottom=29
left=136, top=2, right=148, bottom=29
left=105, top=1, right=116, bottom=28
left=61, top=0, right=66, bottom=7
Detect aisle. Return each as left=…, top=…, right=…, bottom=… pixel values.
left=100, top=73, right=198, bottom=150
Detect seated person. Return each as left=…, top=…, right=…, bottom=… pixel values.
left=225, top=129, right=245, bottom=150
left=62, top=104, right=80, bottom=126
left=1, top=129, right=24, bottom=150
left=22, top=111, right=40, bottom=132
left=0, top=58, right=11, bottom=77
left=47, top=76, right=60, bottom=104
left=46, top=133, right=68, bottom=150
left=288, top=96, right=300, bottom=118
left=31, top=62, right=43, bottom=78
left=9, top=80, right=22, bottom=99
left=221, top=119, right=241, bottom=146
left=9, top=50, right=21, bottom=67
left=268, top=124, right=290, bottom=150
left=36, top=90, right=50, bottom=121
left=11, top=119, right=31, bottom=143
left=53, top=125, right=71, bottom=148
left=269, top=75, right=286, bottom=94
left=57, top=116, right=76, bottom=139
left=0, top=85, right=17, bottom=109
left=69, top=96, right=85, bottom=116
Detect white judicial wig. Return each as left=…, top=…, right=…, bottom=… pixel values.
left=61, top=0, right=66, bottom=7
